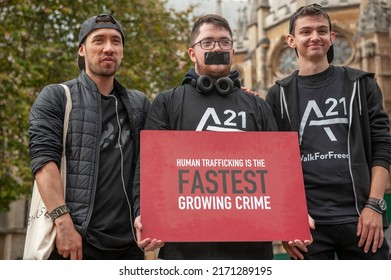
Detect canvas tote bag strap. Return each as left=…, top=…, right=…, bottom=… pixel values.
left=59, top=84, right=72, bottom=194
left=23, top=84, right=72, bottom=260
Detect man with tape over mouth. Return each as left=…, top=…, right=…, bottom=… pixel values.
left=139, top=14, right=280, bottom=260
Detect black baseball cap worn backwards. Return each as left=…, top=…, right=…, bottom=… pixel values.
left=288, top=4, right=334, bottom=63
left=77, top=14, right=125, bottom=70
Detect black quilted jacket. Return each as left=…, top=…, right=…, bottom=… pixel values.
left=29, top=70, right=150, bottom=236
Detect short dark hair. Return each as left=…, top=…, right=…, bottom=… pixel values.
left=288, top=4, right=334, bottom=63
left=190, top=14, right=233, bottom=45
left=289, top=4, right=332, bottom=35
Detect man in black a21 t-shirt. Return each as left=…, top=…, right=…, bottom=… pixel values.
left=266, top=4, right=391, bottom=260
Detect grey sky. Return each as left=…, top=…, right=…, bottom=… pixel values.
left=166, top=0, right=250, bottom=32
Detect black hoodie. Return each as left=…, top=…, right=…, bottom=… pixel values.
left=266, top=66, right=391, bottom=226
left=145, top=68, right=277, bottom=132
left=144, top=68, right=277, bottom=260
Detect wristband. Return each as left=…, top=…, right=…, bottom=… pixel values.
left=365, top=203, right=382, bottom=215
left=367, top=197, right=387, bottom=211
left=365, top=200, right=383, bottom=213
left=49, top=205, right=71, bottom=221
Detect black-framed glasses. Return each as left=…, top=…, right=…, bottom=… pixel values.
left=192, top=39, right=233, bottom=50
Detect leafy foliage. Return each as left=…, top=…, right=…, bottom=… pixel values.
left=0, top=0, right=194, bottom=212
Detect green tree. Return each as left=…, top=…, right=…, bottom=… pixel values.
left=0, top=0, right=194, bottom=212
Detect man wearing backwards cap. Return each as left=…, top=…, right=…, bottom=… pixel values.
left=28, top=14, right=162, bottom=259
left=266, top=4, right=391, bottom=260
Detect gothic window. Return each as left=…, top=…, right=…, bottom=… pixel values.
left=332, top=34, right=353, bottom=65
left=277, top=46, right=298, bottom=76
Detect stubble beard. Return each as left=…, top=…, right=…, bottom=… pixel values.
left=196, top=63, right=231, bottom=79
left=87, top=60, right=120, bottom=77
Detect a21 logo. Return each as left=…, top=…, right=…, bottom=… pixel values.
left=299, top=97, right=348, bottom=144
left=196, top=107, right=247, bottom=131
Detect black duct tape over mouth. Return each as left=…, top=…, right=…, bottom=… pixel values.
left=204, top=52, right=230, bottom=65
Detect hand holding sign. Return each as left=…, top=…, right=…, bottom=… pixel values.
left=134, top=215, right=164, bottom=252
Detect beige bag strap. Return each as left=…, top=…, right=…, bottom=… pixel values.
left=59, top=84, right=72, bottom=196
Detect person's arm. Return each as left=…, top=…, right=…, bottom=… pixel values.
left=29, top=85, right=82, bottom=259
left=35, top=161, right=65, bottom=212
left=265, top=85, right=279, bottom=118
left=254, top=95, right=278, bottom=132
left=133, top=92, right=167, bottom=252
left=356, top=76, right=391, bottom=253
left=132, top=156, right=164, bottom=251
left=357, top=166, right=388, bottom=253
left=34, top=162, right=82, bottom=259
left=131, top=91, right=151, bottom=219
left=144, top=91, right=171, bottom=130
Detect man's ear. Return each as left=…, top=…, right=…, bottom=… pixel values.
left=286, top=34, right=296, bottom=49
left=188, top=47, right=196, bottom=63
left=330, top=31, right=336, bottom=45
left=79, top=44, right=85, bottom=57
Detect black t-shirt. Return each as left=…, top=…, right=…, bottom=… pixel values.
left=297, top=66, right=358, bottom=224
left=86, top=90, right=135, bottom=250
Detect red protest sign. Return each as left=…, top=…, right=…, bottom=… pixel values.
left=140, top=131, right=310, bottom=242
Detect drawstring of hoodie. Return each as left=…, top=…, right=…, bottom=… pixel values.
left=351, top=80, right=362, bottom=117
left=279, top=86, right=291, bottom=123
left=357, top=80, right=362, bottom=116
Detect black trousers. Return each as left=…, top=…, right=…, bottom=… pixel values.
left=301, top=222, right=389, bottom=260
left=49, top=240, right=144, bottom=260
left=158, top=241, right=273, bottom=260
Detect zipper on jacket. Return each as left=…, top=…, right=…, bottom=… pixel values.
left=279, top=86, right=291, bottom=124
